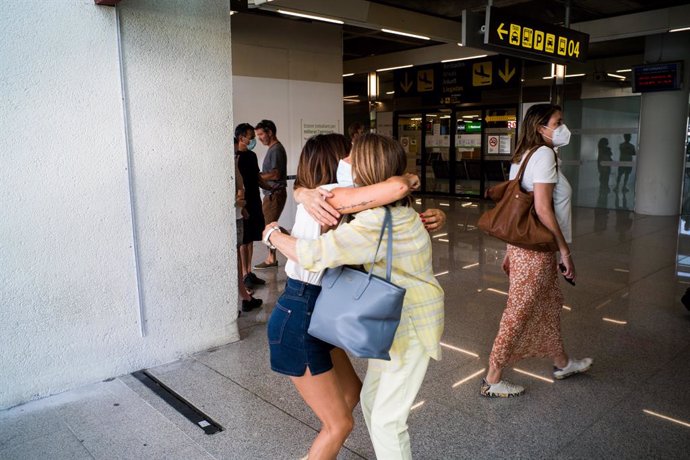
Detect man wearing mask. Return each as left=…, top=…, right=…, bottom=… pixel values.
left=235, top=123, right=266, bottom=291
left=254, top=120, right=287, bottom=269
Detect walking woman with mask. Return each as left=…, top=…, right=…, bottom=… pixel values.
left=481, top=104, right=592, bottom=398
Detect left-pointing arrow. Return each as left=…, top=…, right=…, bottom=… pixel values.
left=496, top=23, right=507, bottom=41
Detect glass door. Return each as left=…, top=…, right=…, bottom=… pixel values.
left=454, top=110, right=483, bottom=196
left=483, top=108, right=517, bottom=193
left=397, top=113, right=423, bottom=183
left=424, top=109, right=452, bottom=194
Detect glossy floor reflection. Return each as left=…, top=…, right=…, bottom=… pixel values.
left=2, top=197, right=690, bottom=459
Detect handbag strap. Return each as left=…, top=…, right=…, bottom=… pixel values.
left=368, top=206, right=393, bottom=282
left=515, top=145, right=558, bottom=182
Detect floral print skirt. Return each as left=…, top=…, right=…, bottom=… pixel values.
left=489, top=245, right=566, bottom=369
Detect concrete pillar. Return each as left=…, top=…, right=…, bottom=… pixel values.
left=634, top=31, right=690, bottom=216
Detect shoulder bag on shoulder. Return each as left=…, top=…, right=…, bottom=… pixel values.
left=307, top=207, right=405, bottom=360
left=477, top=148, right=558, bottom=252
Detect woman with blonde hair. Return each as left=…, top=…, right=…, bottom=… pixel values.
left=481, top=104, right=592, bottom=398
left=265, top=133, right=443, bottom=458
left=263, top=133, right=423, bottom=459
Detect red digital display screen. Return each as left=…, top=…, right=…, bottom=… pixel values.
left=632, top=62, right=683, bottom=93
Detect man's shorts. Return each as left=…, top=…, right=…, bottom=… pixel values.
left=262, top=188, right=287, bottom=224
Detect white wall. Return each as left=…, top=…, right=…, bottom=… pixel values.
left=0, top=0, right=238, bottom=409
left=231, top=13, right=344, bottom=229
left=233, top=77, right=343, bottom=228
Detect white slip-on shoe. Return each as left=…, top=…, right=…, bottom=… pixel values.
left=553, top=357, right=593, bottom=380
left=480, top=379, right=525, bottom=398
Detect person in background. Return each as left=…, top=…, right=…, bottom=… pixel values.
left=234, top=137, right=262, bottom=313
left=263, top=133, right=423, bottom=459
left=265, top=133, right=444, bottom=459
left=597, top=137, right=612, bottom=192
left=235, top=123, right=266, bottom=292
left=254, top=120, right=288, bottom=270
left=347, top=121, right=366, bottom=144
left=616, top=133, right=636, bottom=192
left=481, top=104, right=592, bottom=398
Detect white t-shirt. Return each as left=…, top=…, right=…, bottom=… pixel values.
left=336, top=159, right=354, bottom=187
left=284, top=183, right=340, bottom=285
left=509, top=146, right=573, bottom=243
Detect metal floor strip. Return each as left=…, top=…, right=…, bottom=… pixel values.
left=131, top=370, right=223, bottom=435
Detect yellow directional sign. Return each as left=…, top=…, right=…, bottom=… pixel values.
left=498, top=59, right=516, bottom=83
left=483, top=6, right=589, bottom=64
left=417, top=69, right=434, bottom=92
left=472, top=61, right=493, bottom=86
left=522, top=27, right=533, bottom=49
left=509, top=24, right=520, bottom=46
left=400, top=72, right=413, bottom=93
left=534, top=30, right=544, bottom=51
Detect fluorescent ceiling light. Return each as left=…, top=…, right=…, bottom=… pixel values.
left=342, top=73, right=354, bottom=77
left=669, top=26, right=690, bottom=32
left=277, top=9, right=344, bottom=24
left=543, top=73, right=586, bottom=79
left=381, top=28, right=430, bottom=40
left=343, top=95, right=359, bottom=98
left=607, top=73, right=626, bottom=80
left=376, top=64, right=413, bottom=72
left=616, top=68, right=632, bottom=73
left=386, top=90, right=395, bottom=94
left=441, top=54, right=488, bottom=63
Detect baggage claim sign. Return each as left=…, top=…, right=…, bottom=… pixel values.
left=483, top=7, right=589, bottom=64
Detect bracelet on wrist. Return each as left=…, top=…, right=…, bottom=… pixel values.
left=263, top=226, right=280, bottom=250
left=560, top=252, right=571, bottom=259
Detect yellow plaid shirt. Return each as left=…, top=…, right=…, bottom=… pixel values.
left=297, top=206, right=445, bottom=365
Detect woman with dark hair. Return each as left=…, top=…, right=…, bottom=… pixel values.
left=263, top=133, right=421, bottom=459
left=265, top=133, right=443, bottom=459
left=481, top=104, right=592, bottom=398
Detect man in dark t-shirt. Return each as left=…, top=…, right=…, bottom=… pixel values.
left=254, top=119, right=287, bottom=269
left=235, top=123, right=266, bottom=291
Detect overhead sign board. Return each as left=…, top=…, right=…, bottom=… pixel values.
left=393, top=56, right=519, bottom=103
left=482, top=6, right=589, bottom=64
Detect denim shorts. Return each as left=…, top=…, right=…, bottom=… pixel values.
left=267, top=278, right=335, bottom=377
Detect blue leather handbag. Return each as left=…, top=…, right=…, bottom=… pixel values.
left=307, top=207, right=406, bottom=360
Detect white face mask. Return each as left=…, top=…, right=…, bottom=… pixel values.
left=543, top=124, right=571, bottom=147
left=336, top=159, right=354, bottom=187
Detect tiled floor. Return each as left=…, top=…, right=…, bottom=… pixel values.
left=2, top=196, right=690, bottom=459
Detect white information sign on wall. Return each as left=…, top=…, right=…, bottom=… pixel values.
left=499, top=135, right=512, bottom=154
left=301, top=120, right=339, bottom=145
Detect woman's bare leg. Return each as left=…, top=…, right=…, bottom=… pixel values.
left=330, top=348, right=362, bottom=411
left=291, top=368, right=354, bottom=460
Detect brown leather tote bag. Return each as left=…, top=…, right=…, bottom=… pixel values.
left=478, top=148, right=558, bottom=252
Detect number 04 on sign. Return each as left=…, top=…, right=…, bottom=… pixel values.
left=484, top=6, right=589, bottom=64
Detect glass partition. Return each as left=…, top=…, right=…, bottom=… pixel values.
left=561, top=96, right=641, bottom=211
left=397, top=113, right=422, bottom=180
left=455, top=110, right=482, bottom=196
left=425, top=109, right=452, bottom=193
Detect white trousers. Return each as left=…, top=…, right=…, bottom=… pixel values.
left=360, top=334, right=430, bottom=460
